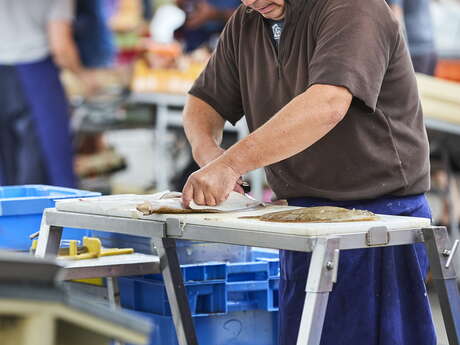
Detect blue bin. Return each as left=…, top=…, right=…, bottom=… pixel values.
left=119, top=277, right=227, bottom=316
left=227, top=278, right=279, bottom=312
left=119, top=259, right=280, bottom=314
left=145, top=261, right=272, bottom=284
left=128, top=309, right=279, bottom=345
left=0, top=185, right=100, bottom=250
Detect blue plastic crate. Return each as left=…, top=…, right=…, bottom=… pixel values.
left=145, top=261, right=270, bottom=284
left=118, top=277, right=227, bottom=316
left=144, top=262, right=227, bottom=283
left=227, top=278, right=279, bottom=312
left=120, top=275, right=280, bottom=315
left=227, top=261, right=270, bottom=282
left=127, top=309, right=279, bottom=345
left=251, top=248, right=280, bottom=260
left=0, top=185, right=100, bottom=250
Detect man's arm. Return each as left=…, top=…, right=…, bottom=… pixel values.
left=183, top=95, right=247, bottom=194
left=48, top=21, right=84, bottom=76
left=47, top=21, right=99, bottom=95
left=182, top=84, right=352, bottom=206
left=183, top=95, right=226, bottom=167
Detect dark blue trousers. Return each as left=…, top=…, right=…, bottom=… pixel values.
left=15, top=57, right=76, bottom=188
left=0, top=58, right=76, bottom=187
left=0, top=65, right=47, bottom=185
left=279, top=194, right=436, bottom=345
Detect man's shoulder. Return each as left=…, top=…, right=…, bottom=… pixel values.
left=316, top=0, right=394, bottom=16
left=312, top=0, right=398, bottom=32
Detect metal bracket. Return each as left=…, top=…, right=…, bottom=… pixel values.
left=306, top=237, right=341, bottom=293
left=327, top=248, right=340, bottom=283
left=166, top=218, right=183, bottom=237
left=366, top=226, right=390, bottom=246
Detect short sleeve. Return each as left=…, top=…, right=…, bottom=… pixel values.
left=188, top=13, right=244, bottom=126
left=308, top=1, right=397, bottom=111
left=48, top=0, right=75, bottom=22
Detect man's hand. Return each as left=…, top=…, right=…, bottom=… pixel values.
left=193, top=145, right=245, bottom=194
left=182, top=159, right=241, bottom=208
left=78, top=69, right=103, bottom=97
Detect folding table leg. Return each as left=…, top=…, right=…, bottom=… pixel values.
left=296, top=237, right=340, bottom=345
left=423, top=226, right=460, bottom=345
left=153, top=237, right=198, bottom=345
left=107, top=277, right=124, bottom=345
left=35, top=212, right=63, bottom=258
left=107, top=277, right=121, bottom=307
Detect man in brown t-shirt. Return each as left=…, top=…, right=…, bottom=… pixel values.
left=181, top=0, right=436, bottom=344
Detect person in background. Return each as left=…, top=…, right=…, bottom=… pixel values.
left=386, top=0, right=437, bottom=75
left=0, top=0, right=98, bottom=187
left=176, top=0, right=240, bottom=52
left=74, top=0, right=116, bottom=69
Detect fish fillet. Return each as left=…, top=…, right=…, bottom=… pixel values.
left=241, top=206, right=378, bottom=223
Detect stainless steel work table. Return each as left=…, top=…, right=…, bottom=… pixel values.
left=35, top=199, right=460, bottom=345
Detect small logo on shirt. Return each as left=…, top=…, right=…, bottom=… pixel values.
left=272, top=23, right=282, bottom=41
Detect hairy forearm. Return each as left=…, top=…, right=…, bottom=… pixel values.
left=219, top=84, right=352, bottom=176
left=183, top=95, right=226, bottom=166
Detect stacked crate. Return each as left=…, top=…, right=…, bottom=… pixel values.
left=118, top=250, right=281, bottom=345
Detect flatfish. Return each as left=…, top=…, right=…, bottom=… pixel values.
left=242, top=206, right=378, bottom=223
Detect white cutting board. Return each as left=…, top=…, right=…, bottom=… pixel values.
left=56, top=196, right=431, bottom=237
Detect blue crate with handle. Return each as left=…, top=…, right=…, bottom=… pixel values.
left=0, top=185, right=100, bottom=250
left=144, top=260, right=276, bottom=284
left=118, top=277, right=227, bottom=316
left=126, top=309, right=279, bottom=345
left=119, top=259, right=280, bottom=315
left=227, top=278, right=279, bottom=312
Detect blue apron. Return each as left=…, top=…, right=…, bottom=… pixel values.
left=279, top=194, right=436, bottom=345
left=14, top=57, right=76, bottom=188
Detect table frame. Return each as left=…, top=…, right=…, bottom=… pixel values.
left=36, top=208, right=460, bottom=345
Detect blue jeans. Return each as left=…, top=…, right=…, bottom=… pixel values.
left=279, top=194, right=436, bottom=345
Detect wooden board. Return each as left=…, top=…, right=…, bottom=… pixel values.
left=417, top=73, right=460, bottom=125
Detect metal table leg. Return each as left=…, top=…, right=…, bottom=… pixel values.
left=154, top=104, right=169, bottom=191
left=35, top=214, right=63, bottom=258
left=153, top=237, right=198, bottom=345
left=107, top=277, right=121, bottom=308
left=296, top=237, right=340, bottom=345
left=423, top=226, right=460, bottom=345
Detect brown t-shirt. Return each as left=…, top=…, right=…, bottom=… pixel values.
left=189, top=0, right=430, bottom=201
